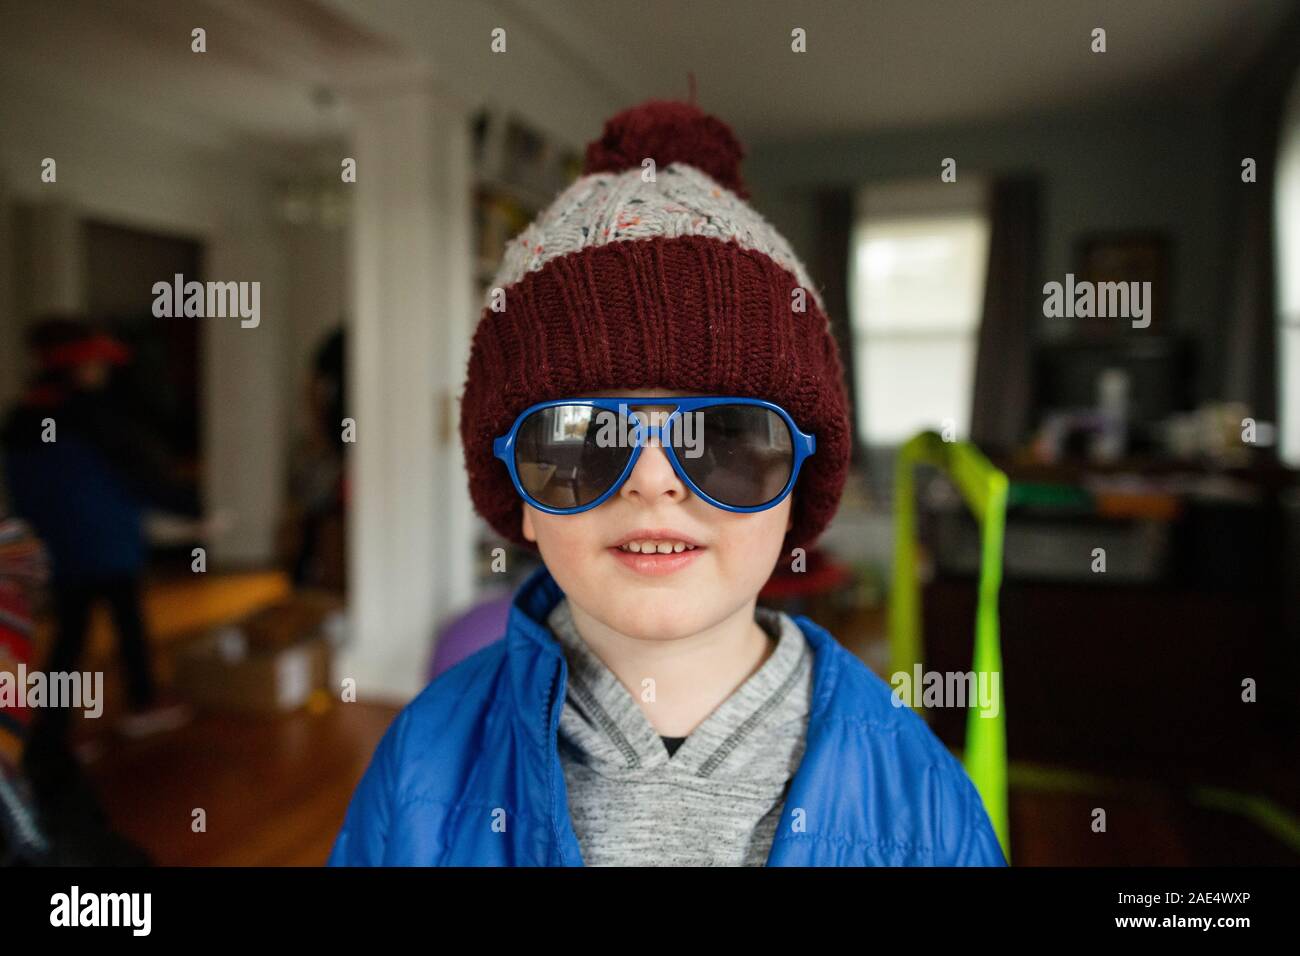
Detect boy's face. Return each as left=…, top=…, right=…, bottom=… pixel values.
left=521, top=388, right=794, bottom=642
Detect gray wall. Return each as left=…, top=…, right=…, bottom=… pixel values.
left=745, top=100, right=1231, bottom=401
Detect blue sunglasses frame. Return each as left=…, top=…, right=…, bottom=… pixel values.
left=493, top=395, right=817, bottom=515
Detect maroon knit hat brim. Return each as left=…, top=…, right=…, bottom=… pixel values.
left=459, top=233, right=852, bottom=557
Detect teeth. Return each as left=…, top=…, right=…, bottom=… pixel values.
left=618, top=540, right=697, bottom=553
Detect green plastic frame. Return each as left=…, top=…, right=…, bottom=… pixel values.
left=889, top=430, right=1011, bottom=861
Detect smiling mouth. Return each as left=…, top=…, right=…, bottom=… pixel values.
left=614, top=540, right=699, bottom=554
left=607, top=541, right=706, bottom=576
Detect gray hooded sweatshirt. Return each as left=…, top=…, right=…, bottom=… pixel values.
left=545, top=597, right=814, bottom=866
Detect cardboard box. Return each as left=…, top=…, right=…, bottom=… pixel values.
left=175, top=633, right=330, bottom=715
left=173, top=593, right=340, bottom=714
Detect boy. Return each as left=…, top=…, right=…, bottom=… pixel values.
left=327, top=99, right=1006, bottom=866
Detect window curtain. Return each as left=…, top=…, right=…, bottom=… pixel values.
left=1218, top=6, right=1300, bottom=423
left=812, top=187, right=864, bottom=466
left=970, top=176, right=1042, bottom=451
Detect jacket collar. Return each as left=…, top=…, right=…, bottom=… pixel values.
left=503, top=564, right=567, bottom=747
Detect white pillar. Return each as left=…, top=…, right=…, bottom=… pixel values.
left=340, top=74, right=476, bottom=701
left=203, top=227, right=288, bottom=564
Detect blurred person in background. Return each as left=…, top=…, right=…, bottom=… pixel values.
left=280, top=326, right=348, bottom=592
left=0, top=316, right=198, bottom=767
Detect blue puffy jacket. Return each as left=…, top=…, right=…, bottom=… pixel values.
left=327, top=564, right=1008, bottom=866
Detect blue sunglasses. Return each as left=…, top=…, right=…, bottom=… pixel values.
left=493, top=396, right=816, bottom=515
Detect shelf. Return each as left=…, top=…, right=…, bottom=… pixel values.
left=471, top=106, right=582, bottom=276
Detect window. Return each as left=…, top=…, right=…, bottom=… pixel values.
left=1276, top=72, right=1300, bottom=466
left=849, top=178, right=991, bottom=446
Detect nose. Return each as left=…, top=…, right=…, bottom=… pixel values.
left=619, top=415, right=688, bottom=504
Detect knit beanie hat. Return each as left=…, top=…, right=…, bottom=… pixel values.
left=459, top=99, right=852, bottom=557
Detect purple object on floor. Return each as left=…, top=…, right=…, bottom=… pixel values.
left=428, top=590, right=514, bottom=681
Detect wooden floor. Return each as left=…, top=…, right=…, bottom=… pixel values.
left=84, top=700, right=398, bottom=866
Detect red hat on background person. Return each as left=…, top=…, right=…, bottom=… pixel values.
left=26, top=316, right=131, bottom=372
left=18, top=316, right=131, bottom=406
left=459, top=97, right=853, bottom=558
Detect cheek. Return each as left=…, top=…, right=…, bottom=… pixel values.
left=712, top=500, right=790, bottom=579
left=524, top=506, right=614, bottom=602
left=525, top=506, right=596, bottom=561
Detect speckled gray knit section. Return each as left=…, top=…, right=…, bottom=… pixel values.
left=546, top=597, right=813, bottom=866
left=486, top=161, right=826, bottom=315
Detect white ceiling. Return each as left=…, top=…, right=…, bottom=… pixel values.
left=0, top=0, right=392, bottom=152
left=327, top=0, right=1296, bottom=144
left=0, top=0, right=1293, bottom=155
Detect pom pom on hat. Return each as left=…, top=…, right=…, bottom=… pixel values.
left=582, top=98, right=750, bottom=199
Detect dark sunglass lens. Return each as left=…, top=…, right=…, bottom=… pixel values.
left=514, top=405, right=633, bottom=509
left=673, top=405, right=794, bottom=507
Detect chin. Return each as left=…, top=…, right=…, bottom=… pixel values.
left=596, top=598, right=705, bottom=641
